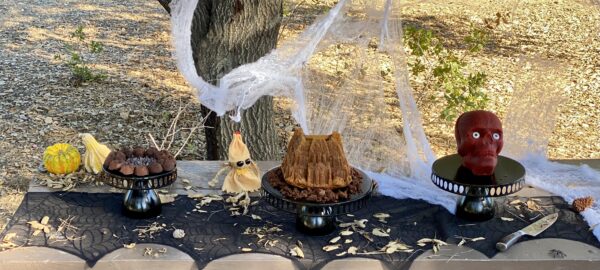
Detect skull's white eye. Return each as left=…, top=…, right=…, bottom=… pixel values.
left=472, top=132, right=480, bottom=139
left=493, top=133, right=501, bottom=140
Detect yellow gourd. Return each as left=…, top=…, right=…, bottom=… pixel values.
left=80, top=133, right=111, bottom=174
left=43, top=143, right=81, bottom=174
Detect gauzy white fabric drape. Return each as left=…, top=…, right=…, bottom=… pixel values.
left=169, top=0, right=600, bottom=241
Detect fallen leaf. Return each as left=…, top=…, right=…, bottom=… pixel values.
left=341, top=219, right=368, bottom=228
left=188, top=193, right=204, bottom=199
left=290, top=246, right=304, bottom=258
left=124, top=243, right=136, bottom=249
left=372, top=228, right=390, bottom=237
left=373, top=213, right=390, bottom=219
left=336, top=251, right=347, bottom=256
left=382, top=240, right=412, bottom=254
left=323, top=244, right=341, bottom=252
left=27, top=217, right=52, bottom=236
left=501, top=217, right=514, bottom=221
left=3, top=233, right=16, bottom=242
left=417, top=238, right=433, bottom=245
left=0, top=233, right=18, bottom=249
left=527, top=200, right=541, bottom=211
left=27, top=221, right=42, bottom=230
left=373, top=213, right=391, bottom=223
left=340, top=230, right=353, bottom=236
left=434, top=239, right=448, bottom=246
left=386, top=245, right=398, bottom=253
left=355, top=219, right=368, bottom=228
left=348, top=246, right=358, bottom=255
left=344, top=239, right=353, bottom=244
left=510, top=199, right=522, bottom=205
left=251, top=214, right=262, bottom=220
left=241, top=248, right=253, bottom=252
left=471, top=237, right=485, bottom=242
left=158, top=194, right=177, bottom=204
left=457, top=238, right=466, bottom=246
left=329, top=236, right=341, bottom=244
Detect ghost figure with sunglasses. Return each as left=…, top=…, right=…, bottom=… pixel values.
left=219, top=131, right=261, bottom=193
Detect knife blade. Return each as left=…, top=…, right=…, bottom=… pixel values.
left=496, top=213, right=559, bottom=251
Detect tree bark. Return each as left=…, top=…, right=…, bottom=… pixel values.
left=186, top=0, right=283, bottom=160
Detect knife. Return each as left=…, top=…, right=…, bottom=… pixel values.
left=496, top=213, right=559, bottom=251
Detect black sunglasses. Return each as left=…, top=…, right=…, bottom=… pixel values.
left=236, top=159, right=252, bottom=167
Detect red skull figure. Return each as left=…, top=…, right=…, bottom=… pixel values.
left=455, top=110, right=503, bottom=176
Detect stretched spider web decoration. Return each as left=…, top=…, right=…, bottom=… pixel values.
left=169, top=0, right=600, bottom=241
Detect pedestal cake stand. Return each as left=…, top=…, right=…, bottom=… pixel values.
left=262, top=167, right=375, bottom=235
left=100, top=167, right=177, bottom=219
left=431, top=154, right=525, bottom=221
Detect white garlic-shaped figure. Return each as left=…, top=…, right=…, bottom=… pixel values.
left=173, top=229, right=185, bottom=239
left=221, top=132, right=261, bottom=193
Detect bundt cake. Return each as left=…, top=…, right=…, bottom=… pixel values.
left=281, top=128, right=353, bottom=189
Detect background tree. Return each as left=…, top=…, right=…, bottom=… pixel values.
left=158, top=0, right=283, bottom=160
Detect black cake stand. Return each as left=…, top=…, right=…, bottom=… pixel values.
left=431, top=154, right=525, bottom=221
left=100, top=167, right=177, bottom=219
left=262, top=167, right=375, bottom=236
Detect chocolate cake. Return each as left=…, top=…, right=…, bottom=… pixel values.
left=273, top=128, right=362, bottom=203
left=103, top=147, right=176, bottom=177
left=268, top=167, right=362, bottom=203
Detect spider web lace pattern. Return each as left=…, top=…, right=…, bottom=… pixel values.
left=0, top=192, right=598, bottom=269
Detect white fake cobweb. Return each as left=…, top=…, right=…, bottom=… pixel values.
left=170, top=0, right=600, bottom=240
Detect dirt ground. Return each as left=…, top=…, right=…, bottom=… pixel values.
left=0, top=0, right=598, bottom=229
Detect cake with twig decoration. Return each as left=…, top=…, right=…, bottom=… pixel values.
left=268, top=128, right=362, bottom=203
left=281, top=128, right=353, bottom=189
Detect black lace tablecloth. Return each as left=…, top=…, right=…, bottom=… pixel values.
left=1, top=192, right=598, bottom=270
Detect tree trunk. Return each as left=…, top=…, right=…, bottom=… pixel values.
left=190, top=0, right=283, bottom=160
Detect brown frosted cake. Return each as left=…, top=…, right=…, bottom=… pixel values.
left=268, top=128, right=362, bottom=203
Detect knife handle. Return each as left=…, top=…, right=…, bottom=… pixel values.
left=496, top=230, right=525, bottom=251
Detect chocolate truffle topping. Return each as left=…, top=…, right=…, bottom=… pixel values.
left=119, top=164, right=134, bottom=176
left=105, top=147, right=176, bottom=176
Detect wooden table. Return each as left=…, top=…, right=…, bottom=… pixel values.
left=1, top=160, right=599, bottom=270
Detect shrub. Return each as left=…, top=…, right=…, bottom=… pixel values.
left=404, top=25, right=489, bottom=121
left=56, top=25, right=106, bottom=85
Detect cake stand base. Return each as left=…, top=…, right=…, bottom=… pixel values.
left=456, top=195, right=495, bottom=221
left=262, top=167, right=374, bottom=236
left=123, top=188, right=162, bottom=219
left=296, top=205, right=336, bottom=236
left=432, top=155, right=525, bottom=222
left=101, top=167, right=177, bottom=219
